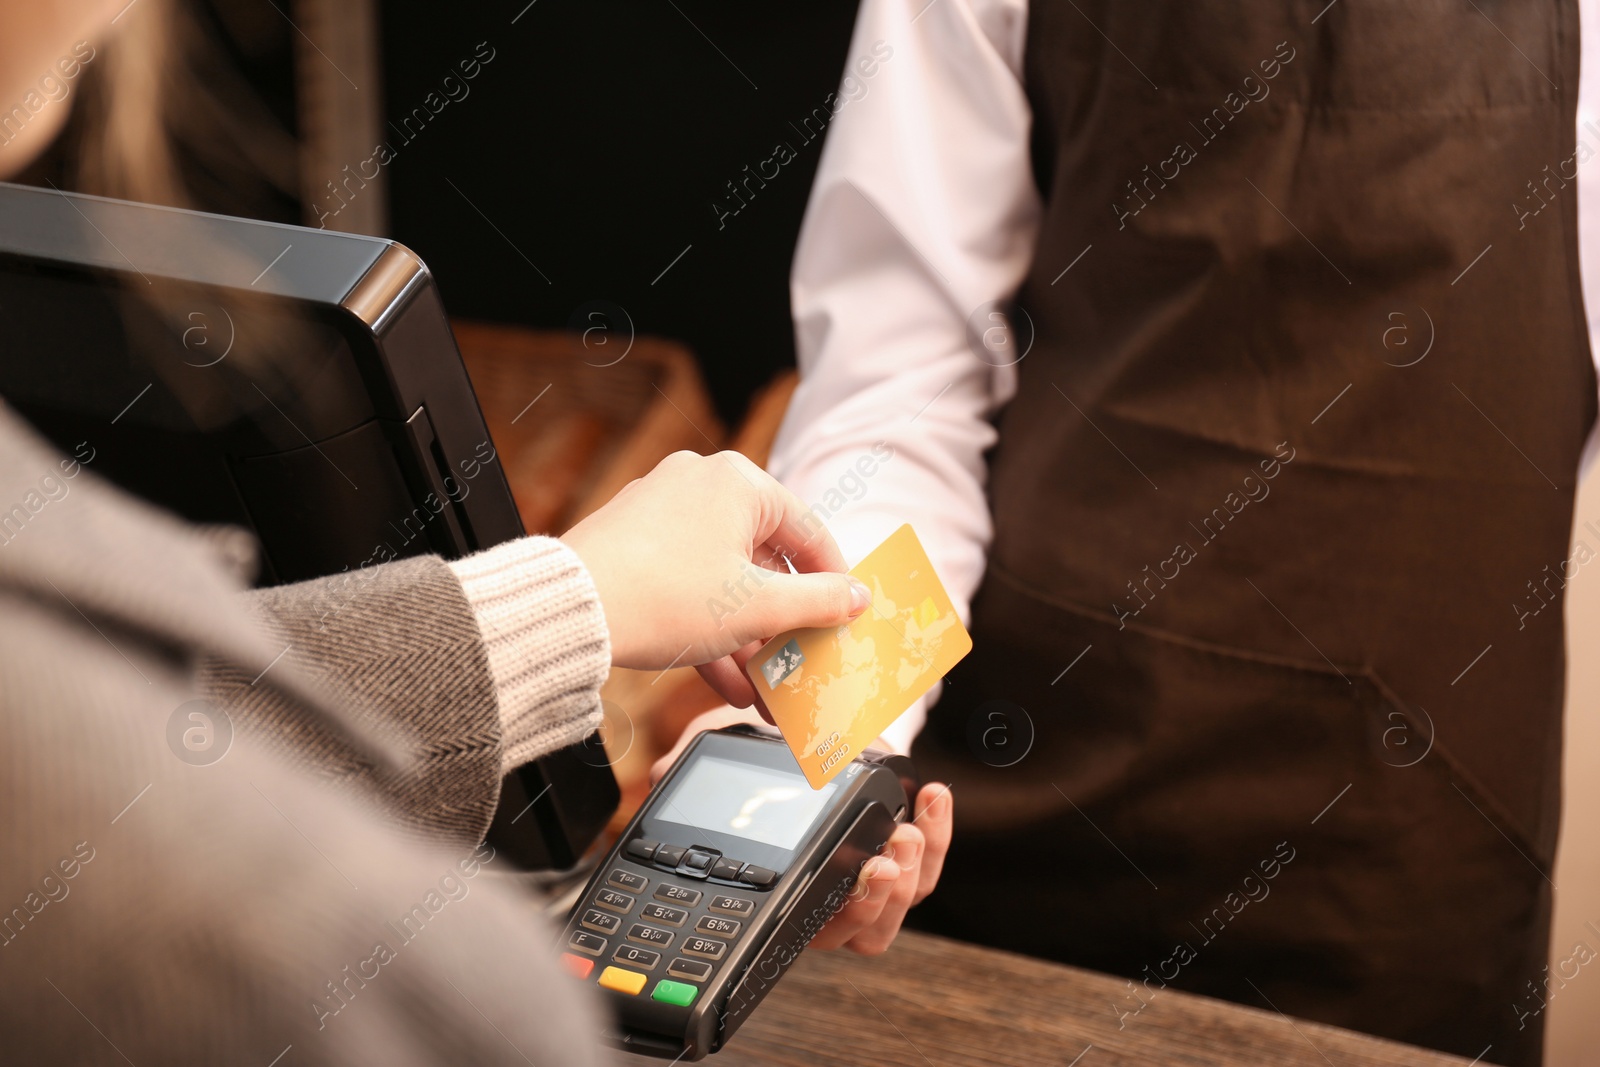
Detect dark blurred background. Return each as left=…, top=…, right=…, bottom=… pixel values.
left=381, top=0, right=859, bottom=424
left=22, top=0, right=861, bottom=426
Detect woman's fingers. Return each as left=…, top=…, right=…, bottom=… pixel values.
left=716, top=450, right=849, bottom=578
left=692, top=643, right=776, bottom=722
left=747, top=570, right=870, bottom=637
left=560, top=449, right=859, bottom=669
left=693, top=658, right=758, bottom=709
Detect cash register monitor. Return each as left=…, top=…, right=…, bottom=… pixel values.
left=0, top=180, right=617, bottom=869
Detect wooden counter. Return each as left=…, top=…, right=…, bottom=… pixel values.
left=616, top=930, right=1476, bottom=1067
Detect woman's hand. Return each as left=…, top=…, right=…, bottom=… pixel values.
left=651, top=707, right=953, bottom=956
left=560, top=450, right=871, bottom=674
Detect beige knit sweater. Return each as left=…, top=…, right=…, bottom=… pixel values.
left=448, top=537, right=611, bottom=772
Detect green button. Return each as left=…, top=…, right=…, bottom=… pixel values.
left=652, top=980, right=698, bottom=1007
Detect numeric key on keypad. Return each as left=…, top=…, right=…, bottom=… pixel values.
left=580, top=909, right=621, bottom=934
left=607, top=869, right=648, bottom=893
left=613, top=944, right=660, bottom=970
left=652, top=883, right=702, bottom=907
left=708, top=894, right=754, bottom=917
left=595, top=889, right=634, bottom=913
left=640, top=903, right=688, bottom=927
left=627, top=923, right=674, bottom=948
left=682, top=936, right=728, bottom=961
left=694, top=915, right=740, bottom=938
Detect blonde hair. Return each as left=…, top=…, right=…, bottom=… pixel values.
left=66, top=0, right=324, bottom=428
left=73, top=0, right=298, bottom=213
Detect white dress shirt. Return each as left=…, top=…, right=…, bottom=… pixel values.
left=769, top=0, right=1600, bottom=753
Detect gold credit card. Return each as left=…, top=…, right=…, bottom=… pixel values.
left=746, top=524, right=972, bottom=788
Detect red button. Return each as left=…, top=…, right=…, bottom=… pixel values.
left=560, top=952, right=595, bottom=979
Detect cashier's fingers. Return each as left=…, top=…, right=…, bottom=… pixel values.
left=848, top=833, right=926, bottom=956
left=808, top=853, right=899, bottom=952
left=819, top=789, right=952, bottom=954
left=911, top=782, right=953, bottom=904
left=812, top=823, right=927, bottom=954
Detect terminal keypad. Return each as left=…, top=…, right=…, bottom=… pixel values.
left=564, top=863, right=768, bottom=1008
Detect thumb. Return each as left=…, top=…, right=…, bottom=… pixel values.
left=737, top=571, right=871, bottom=643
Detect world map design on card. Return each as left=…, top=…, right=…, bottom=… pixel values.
left=746, top=524, right=972, bottom=788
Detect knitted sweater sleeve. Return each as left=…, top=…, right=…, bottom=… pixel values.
left=446, top=537, right=611, bottom=773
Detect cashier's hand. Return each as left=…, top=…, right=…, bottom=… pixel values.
left=651, top=707, right=954, bottom=956
left=561, top=450, right=871, bottom=673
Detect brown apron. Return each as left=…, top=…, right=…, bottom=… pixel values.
left=909, top=3, right=1596, bottom=1063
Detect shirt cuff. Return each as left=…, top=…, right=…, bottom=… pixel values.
left=447, top=537, right=611, bottom=773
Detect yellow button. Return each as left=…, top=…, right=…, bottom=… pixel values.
left=598, top=966, right=647, bottom=995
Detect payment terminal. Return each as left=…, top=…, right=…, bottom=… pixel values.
left=557, top=725, right=916, bottom=1060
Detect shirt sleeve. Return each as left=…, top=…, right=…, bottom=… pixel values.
left=770, top=0, right=1040, bottom=753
